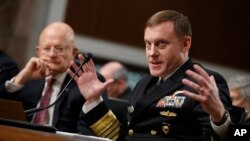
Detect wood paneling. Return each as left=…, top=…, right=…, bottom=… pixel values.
left=65, top=0, right=250, bottom=71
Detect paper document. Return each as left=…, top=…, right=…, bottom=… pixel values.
left=56, top=131, right=111, bottom=141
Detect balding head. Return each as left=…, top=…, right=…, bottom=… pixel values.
left=99, top=61, right=127, bottom=81
left=39, top=22, right=75, bottom=46
left=99, top=61, right=129, bottom=98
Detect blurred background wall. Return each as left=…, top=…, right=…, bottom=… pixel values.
left=1, top=0, right=250, bottom=88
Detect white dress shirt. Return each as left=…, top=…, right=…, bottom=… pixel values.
left=5, top=72, right=67, bottom=126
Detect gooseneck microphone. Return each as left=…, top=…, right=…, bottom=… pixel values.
left=24, top=53, right=93, bottom=116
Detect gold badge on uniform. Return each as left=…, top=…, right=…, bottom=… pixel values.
left=156, top=92, right=185, bottom=108
left=161, top=122, right=170, bottom=135
left=162, top=125, right=170, bottom=135
left=160, top=110, right=177, bottom=117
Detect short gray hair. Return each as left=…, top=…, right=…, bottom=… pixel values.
left=113, top=67, right=128, bottom=81
left=227, top=75, right=250, bottom=100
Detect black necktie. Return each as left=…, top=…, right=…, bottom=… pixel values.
left=156, top=78, right=163, bottom=87
left=145, top=78, right=163, bottom=95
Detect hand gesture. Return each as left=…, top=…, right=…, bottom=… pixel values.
left=67, top=54, right=113, bottom=104
left=182, top=64, right=225, bottom=123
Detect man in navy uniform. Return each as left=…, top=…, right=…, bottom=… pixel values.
left=68, top=10, right=232, bottom=140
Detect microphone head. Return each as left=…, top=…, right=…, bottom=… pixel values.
left=84, top=53, right=92, bottom=63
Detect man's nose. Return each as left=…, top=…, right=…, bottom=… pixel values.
left=48, top=47, right=58, bottom=56
left=148, top=45, right=159, bottom=56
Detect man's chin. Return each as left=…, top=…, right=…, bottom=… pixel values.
left=48, top=69, right=65, bottom=77
left=150, top=71, right=162, bottom=77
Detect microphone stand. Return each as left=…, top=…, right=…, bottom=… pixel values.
left=24, top=53, right=92, bottom=116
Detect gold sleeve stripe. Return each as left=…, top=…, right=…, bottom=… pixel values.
left=90, top=110, right=119, bottom=136
left=91, top=113, right=117, bottom=135
left=100, top=119, right=120, bottom=137
left=110, top=132, right=119, bottom=141
left=106, top=122, right=120, bottom=140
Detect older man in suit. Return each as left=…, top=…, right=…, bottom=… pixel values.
left=0, top=22, right=105, bottom=134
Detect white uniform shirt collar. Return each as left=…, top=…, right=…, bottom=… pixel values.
left=160, top=57, right=189, bottom=82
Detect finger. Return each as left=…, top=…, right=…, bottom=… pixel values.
left=40, top=61, right=46, bottom=71
left=182, top=90, right=204, bottom=102
left=44, top=64, right=51, bottom=76
left=210, top=75, right=216, bottom=85
left=210, top=75, right=218, bottom=88
left=82, top=59, right=89, bottom=73
left=71, top=61, right=79, bottom=72
left=35, top=59, right=42, bottom=70
left=78, top=53, right=85, bottom=62
left=71, top=61, right=83, bottom=76
left=186, top=69, right=209, bottom=88
left=193, top=64, right=211, bottom=83
left=38, top=61, right=47, bottom=75
left=88, top=59, right=95, bottom=72
left=45, top=67, right=50, bottom=76
left=182, top=78, right=202, bottom=92
left=78, top=53, right=86, bottom=71
left=67, top=68, right=79, bottom=82
left=39, top=61, right=49, bottom=76
left=102, top=79, right=115, bottom=90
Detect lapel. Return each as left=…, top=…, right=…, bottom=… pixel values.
left=52, top=74, right=73, bottom=125
left=131, top=59, right=194, bottom=123
left=26, top=79, right=45, bottom=108
left=23, top=79, right=45, bottom=121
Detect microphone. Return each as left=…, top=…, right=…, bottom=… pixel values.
left=24, top=53, right=93, bottom=116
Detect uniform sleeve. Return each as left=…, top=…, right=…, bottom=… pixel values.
left=82, top=101, right=120, bottom=140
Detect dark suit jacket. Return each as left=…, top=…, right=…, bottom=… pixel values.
left=0, top=51, right=19, bottom=86
left=0, top=72, right=106, bottom=134
left=83, top=58, right=232, bottom=141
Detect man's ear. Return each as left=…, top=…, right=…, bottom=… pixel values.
left=72, top=46, right=78, bottom=56
left=36, top=45, right=41, bottom=56
left=182, top=36, right=191, bottom=52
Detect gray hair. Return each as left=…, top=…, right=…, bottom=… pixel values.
left=227, top=75, right=250, bottom=100
left=113, top=67, right=128, bottom=81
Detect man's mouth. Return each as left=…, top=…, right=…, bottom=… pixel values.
left=150, top=61, right=161, bottom=65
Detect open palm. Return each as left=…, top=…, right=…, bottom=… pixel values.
left=67, top=54, right=113, bottom=102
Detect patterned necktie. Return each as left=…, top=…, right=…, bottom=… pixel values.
left=33, top=77, right=55, bottom=125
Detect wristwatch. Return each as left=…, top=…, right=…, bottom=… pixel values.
left=213, top=110, right=229, bottom=126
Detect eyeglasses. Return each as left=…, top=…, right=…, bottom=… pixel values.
left=39, top=45, right=69, bottom=55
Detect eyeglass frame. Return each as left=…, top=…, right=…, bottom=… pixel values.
left=37, top=44, right=72, bottom=55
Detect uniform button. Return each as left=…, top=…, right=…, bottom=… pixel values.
left=162, top=125, right=170, bottom=135
left=150, top=130, right=157, bottom=135
left=128, top=129, right=134, bottom=135
left=128, top=106, right=134, bottom=114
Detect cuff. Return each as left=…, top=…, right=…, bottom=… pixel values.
left=5, top=77, right=23, bottom=93
left=83, top=101, right=110, bottom=126
left=82, top=97, right=103, bottom=113
left=210, top=112, right=231, bottom=136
